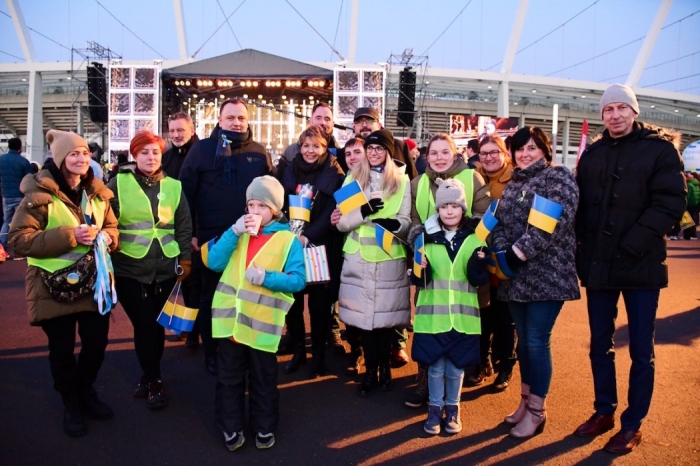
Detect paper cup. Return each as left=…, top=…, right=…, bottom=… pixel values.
left=248, top=214, right=263, bottom=236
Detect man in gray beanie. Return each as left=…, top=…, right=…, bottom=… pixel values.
left=573, top=83, right=686, bottom=454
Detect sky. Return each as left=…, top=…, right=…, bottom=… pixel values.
left=1, top=0, right=699, bottom=94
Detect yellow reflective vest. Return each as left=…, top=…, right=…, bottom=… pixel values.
left=342, top=175, right=408, bottom=262
left=116, top=173, right=181, bottom=259
left=414, top=234, right=484, bottom=334
left=415, top=170, right=474, bottom=222
left=210, top=231, right=296, bottom=353
left=27, top=195, right=106, bottom=273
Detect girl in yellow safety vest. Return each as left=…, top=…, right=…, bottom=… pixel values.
left=409, top=178, right=490, bottom=436
left=205, top=175, right=306, bottom=451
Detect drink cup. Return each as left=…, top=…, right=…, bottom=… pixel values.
left=370, top=191, right=383, bottom=200
left=248, top=214, right=263, bottom=236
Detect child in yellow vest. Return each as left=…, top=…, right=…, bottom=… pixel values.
left=410, top=178, right=490, bottom=435
left=205, top=176, right=306, bottom=451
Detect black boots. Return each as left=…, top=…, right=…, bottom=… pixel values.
left=284, top=347, right=307, bottom=374
left=378, top=363, right=393, bottom=391
left=78, top=386, right=114, bottom=420
left=357, top=365, right=378, bottom=397
left=62, top=391, right=87, bottom=437
left=310, top=350, right=325, bottom=378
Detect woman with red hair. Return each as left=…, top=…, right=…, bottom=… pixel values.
left=106, top=130, right=192, bottom=409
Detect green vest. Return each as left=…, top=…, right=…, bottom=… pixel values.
left=414, top=234, right=484, bottom=334
left=211, top=231, right=296, bottom=353
left=342, top=175, right=408, bottom=262
left=415, top=170, right=474, bottom=222
left=27, top=195, right=106, bottom=273
left=116, top=173, right=181, bottom=259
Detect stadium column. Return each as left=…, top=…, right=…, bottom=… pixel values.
left=27, top=71, right=44, bottom=163
left=497, top=81, right=509, bottom=118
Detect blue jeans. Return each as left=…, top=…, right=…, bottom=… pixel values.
left=1, top=197, right=22, bottom=249
left=509, top=300, right=563, bottom=398
left=586, top=289, right=658, bottom=431
left=428, top=356, right=464, bottom=407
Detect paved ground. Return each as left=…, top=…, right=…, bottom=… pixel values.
left=0, top=241, right=698, bottom=465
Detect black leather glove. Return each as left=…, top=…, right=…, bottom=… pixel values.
left=373, top=218, right=401, bottom=232
left=504, top=246, right=525, bottom=271
left=467, top=247, right=491, bottom=287
left=360, top=198, right=384, bottom=218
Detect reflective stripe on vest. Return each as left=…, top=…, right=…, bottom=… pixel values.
left=116, top=173, right=181, bottom=259
left=211, top=231, right=295, bottom=353
left=27, top=195, right=106, bottom=273
left=414, top=234, right=485, bottom=334
left=415, top=170, right=474, bottom=223
left=342, top=175, right=408, bottom=262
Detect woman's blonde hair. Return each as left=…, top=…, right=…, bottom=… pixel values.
left=350, top=152, right=402, bottom=197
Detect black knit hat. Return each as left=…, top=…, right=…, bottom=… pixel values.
left=365, top=129, right=395, bottom=159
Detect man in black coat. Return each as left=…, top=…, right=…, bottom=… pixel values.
left=163, top=111, right=199, bottom=180
left=573, top=84, right=687, bottom=454
left=180, top=99, right=274, bottom=374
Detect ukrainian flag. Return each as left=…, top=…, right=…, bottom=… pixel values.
left=413, top=233, right=425, bottom=278
left=375, top=225, right=394, bottom=257
left=527, top=194, right=563, bottom=234
left=289, top=195, right=312, bottom=221
left=81, top=191, right=94, bottom=226
left=475, top=199, right=499, bottom=242
left=486, top=249, right=510, bottom=280
left=494, top=250, right=517, bottom=279
left=333, top=180, right=368, bottom=215
left=200, top=237, right=216, bottom=269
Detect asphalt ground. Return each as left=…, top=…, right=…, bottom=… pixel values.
left=0, top=241, right=698, bottom=465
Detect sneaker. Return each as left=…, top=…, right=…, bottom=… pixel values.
left=255, top=432, right=276, bottom=449
left=668, top=236, right=678, bottom=240
left=147, top=379, right=167, bottom=410
left=424, top=404, right=442, bottom=435
left=134, top=375, right=148, bottom=398
left=690, top=237, right=698, bottom=241
left=444, top=405, right=462, bottom=434
left=405, top=365, right=428, bottom=408
left=224, top=431, right=245, bottom=451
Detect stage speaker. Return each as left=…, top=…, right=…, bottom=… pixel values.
left=87, top=62, right=108, bottom=124
left=397, top=67, right=416, bottom=127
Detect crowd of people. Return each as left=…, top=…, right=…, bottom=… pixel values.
left=1, top=83, right=689, bottom=455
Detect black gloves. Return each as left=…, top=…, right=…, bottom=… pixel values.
left=504, top=246, right=525, bottom=271
left=360, top=198, right=384, bottom=218
left=467, top=247, right=491, bottom=287
left=373, top=218, right=401, bottom=232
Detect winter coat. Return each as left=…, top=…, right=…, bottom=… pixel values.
left=476, top=158, right=513, bottom=201
left=409, top=216, right=490, bottom=368
left=106, top=163, right=192, bottom=285
left=0, top=149, right=32, bottom=198
left=161, top=134, right=199, bottom=180
left=492, top=159, right=580, bottom=302
left=337, top=169, right=412, bottom=330
left=278, top=152, right=345, bottom=299
left=575, top=122, right=687, bottom=290
left=8, top=168, right=119, bottom=325
left=686, top=177, right=699, bottom=208
left=180, top=124, right=273, bottom=257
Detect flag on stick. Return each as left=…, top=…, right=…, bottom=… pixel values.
left=413, top=233, right=425, bottom=278
left=475, top=199, right=499, bottom=242
left=527, top=194, right=563, bottom=234
left=288, top=195, right=312, bottom=221
left=375, top=224, right=394, bottom=257
left=333, top=180, right=368, bottom=215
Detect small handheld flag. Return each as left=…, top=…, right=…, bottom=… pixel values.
left=527, top=194, right=563, bottom=234
left=475, top=199, right=499, bottom=242
left=494, top=250, right=517, bottom=279
left=81, top=191, right=94, bottom=226
left=288, top=195, right=312, bottom=222
left=333, top=180, right=368, bottom=215
left=375, top=224, right=394, bottom=257
left=200, top=237, right=216, bottom=269
left=413, top=233, right=425, bottom=278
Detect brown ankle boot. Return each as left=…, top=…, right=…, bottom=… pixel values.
left=504, top=383, right=530, bottom=424
left=509, top=394, right=546, bottom=438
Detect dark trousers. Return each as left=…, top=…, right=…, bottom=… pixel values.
left=478, top=286, right=517, bottom=372
left=182, top=266, right=201, bottom=343
left=215, top=338, right=279, bottom=434
left=586, top=289, right=659, bottom=431
left=40, top=311, right=110, bottom=394
left=362, top=328, right=392, bottom=370
left=286, top=285, right=331, bottom=355
left=345, top=324, right=362, bottom=351
left=116, top=276, right=176, bottom=382
left=198, top=267, right=223, bottom=358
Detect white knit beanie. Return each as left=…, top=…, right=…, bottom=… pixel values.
left=599, top=83, right=639, bottom=117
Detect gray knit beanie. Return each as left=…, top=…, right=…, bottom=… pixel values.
left=434, top=178, right=468, bottom=214
left=246, top=175, right=285, bottom=214
left=599, top=83, right=639, bottom=117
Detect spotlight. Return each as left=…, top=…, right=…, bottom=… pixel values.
left=253, top=81, right=259, bottom=87
left=319, top=80, right=325, bottom=86
left=193, top=94, right=198, bottom=98
left=227, top=80, right=233, bottom=86
left=196, top=79, right=202, bottom=86
left=276, top=80, right=281, bottom=86
left=246, top=80, right=252, bottom=87
left=220, top=94, right=225, bottom=99
left=185, top=80, right=191, bottom=86
left=243, top=94, right=248, bottom=98
left=258, top=94, right=263, bottom=99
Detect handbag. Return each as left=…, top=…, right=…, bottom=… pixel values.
left=40, top=249, right=97, bottom=302
left=157, top=282, right=199, bottom=334
left=680, top=211, right=695, bottom=230
left=303, top=244, right=331, bottom=284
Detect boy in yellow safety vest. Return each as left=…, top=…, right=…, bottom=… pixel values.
left=204, top=176, right=306, bottom=451
left=409, top=178, right=491, bottom=436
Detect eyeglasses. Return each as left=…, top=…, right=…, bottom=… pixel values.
left=366, top=145, right=386, bottom=154
left=355, top=118, right=376, bottom=125
left=427, top=151, right=453, bottom=160
left=479, top=150, right=502, bottom=159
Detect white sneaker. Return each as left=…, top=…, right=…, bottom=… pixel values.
left=668, top=236, right=678, bottom=240
left=224, top=431, right=244, bottom=451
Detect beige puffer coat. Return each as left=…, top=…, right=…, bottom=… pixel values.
left=9, top=169, right=119, bottom=325
left=337, top=170, right=412, bottom=331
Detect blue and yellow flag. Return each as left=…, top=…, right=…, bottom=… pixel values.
left=375, top=225, right=394, bottom=257
left=333, top=180, right=368, bottom=215
left=494, top=250, right=517, bottom=279
left=527, top=194, right=563, bottom=234
left=289, top=195, right=312, bottom=221
left=81, top=191, right=94, bottom=226
left=200, top=237, right=216, bottom=269
left=413, top=233, right=425, bottom=278
left=475, top=199, right=499, bottom=242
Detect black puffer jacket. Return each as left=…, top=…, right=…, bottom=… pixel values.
left=575, top=121, right=687, bottom=290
